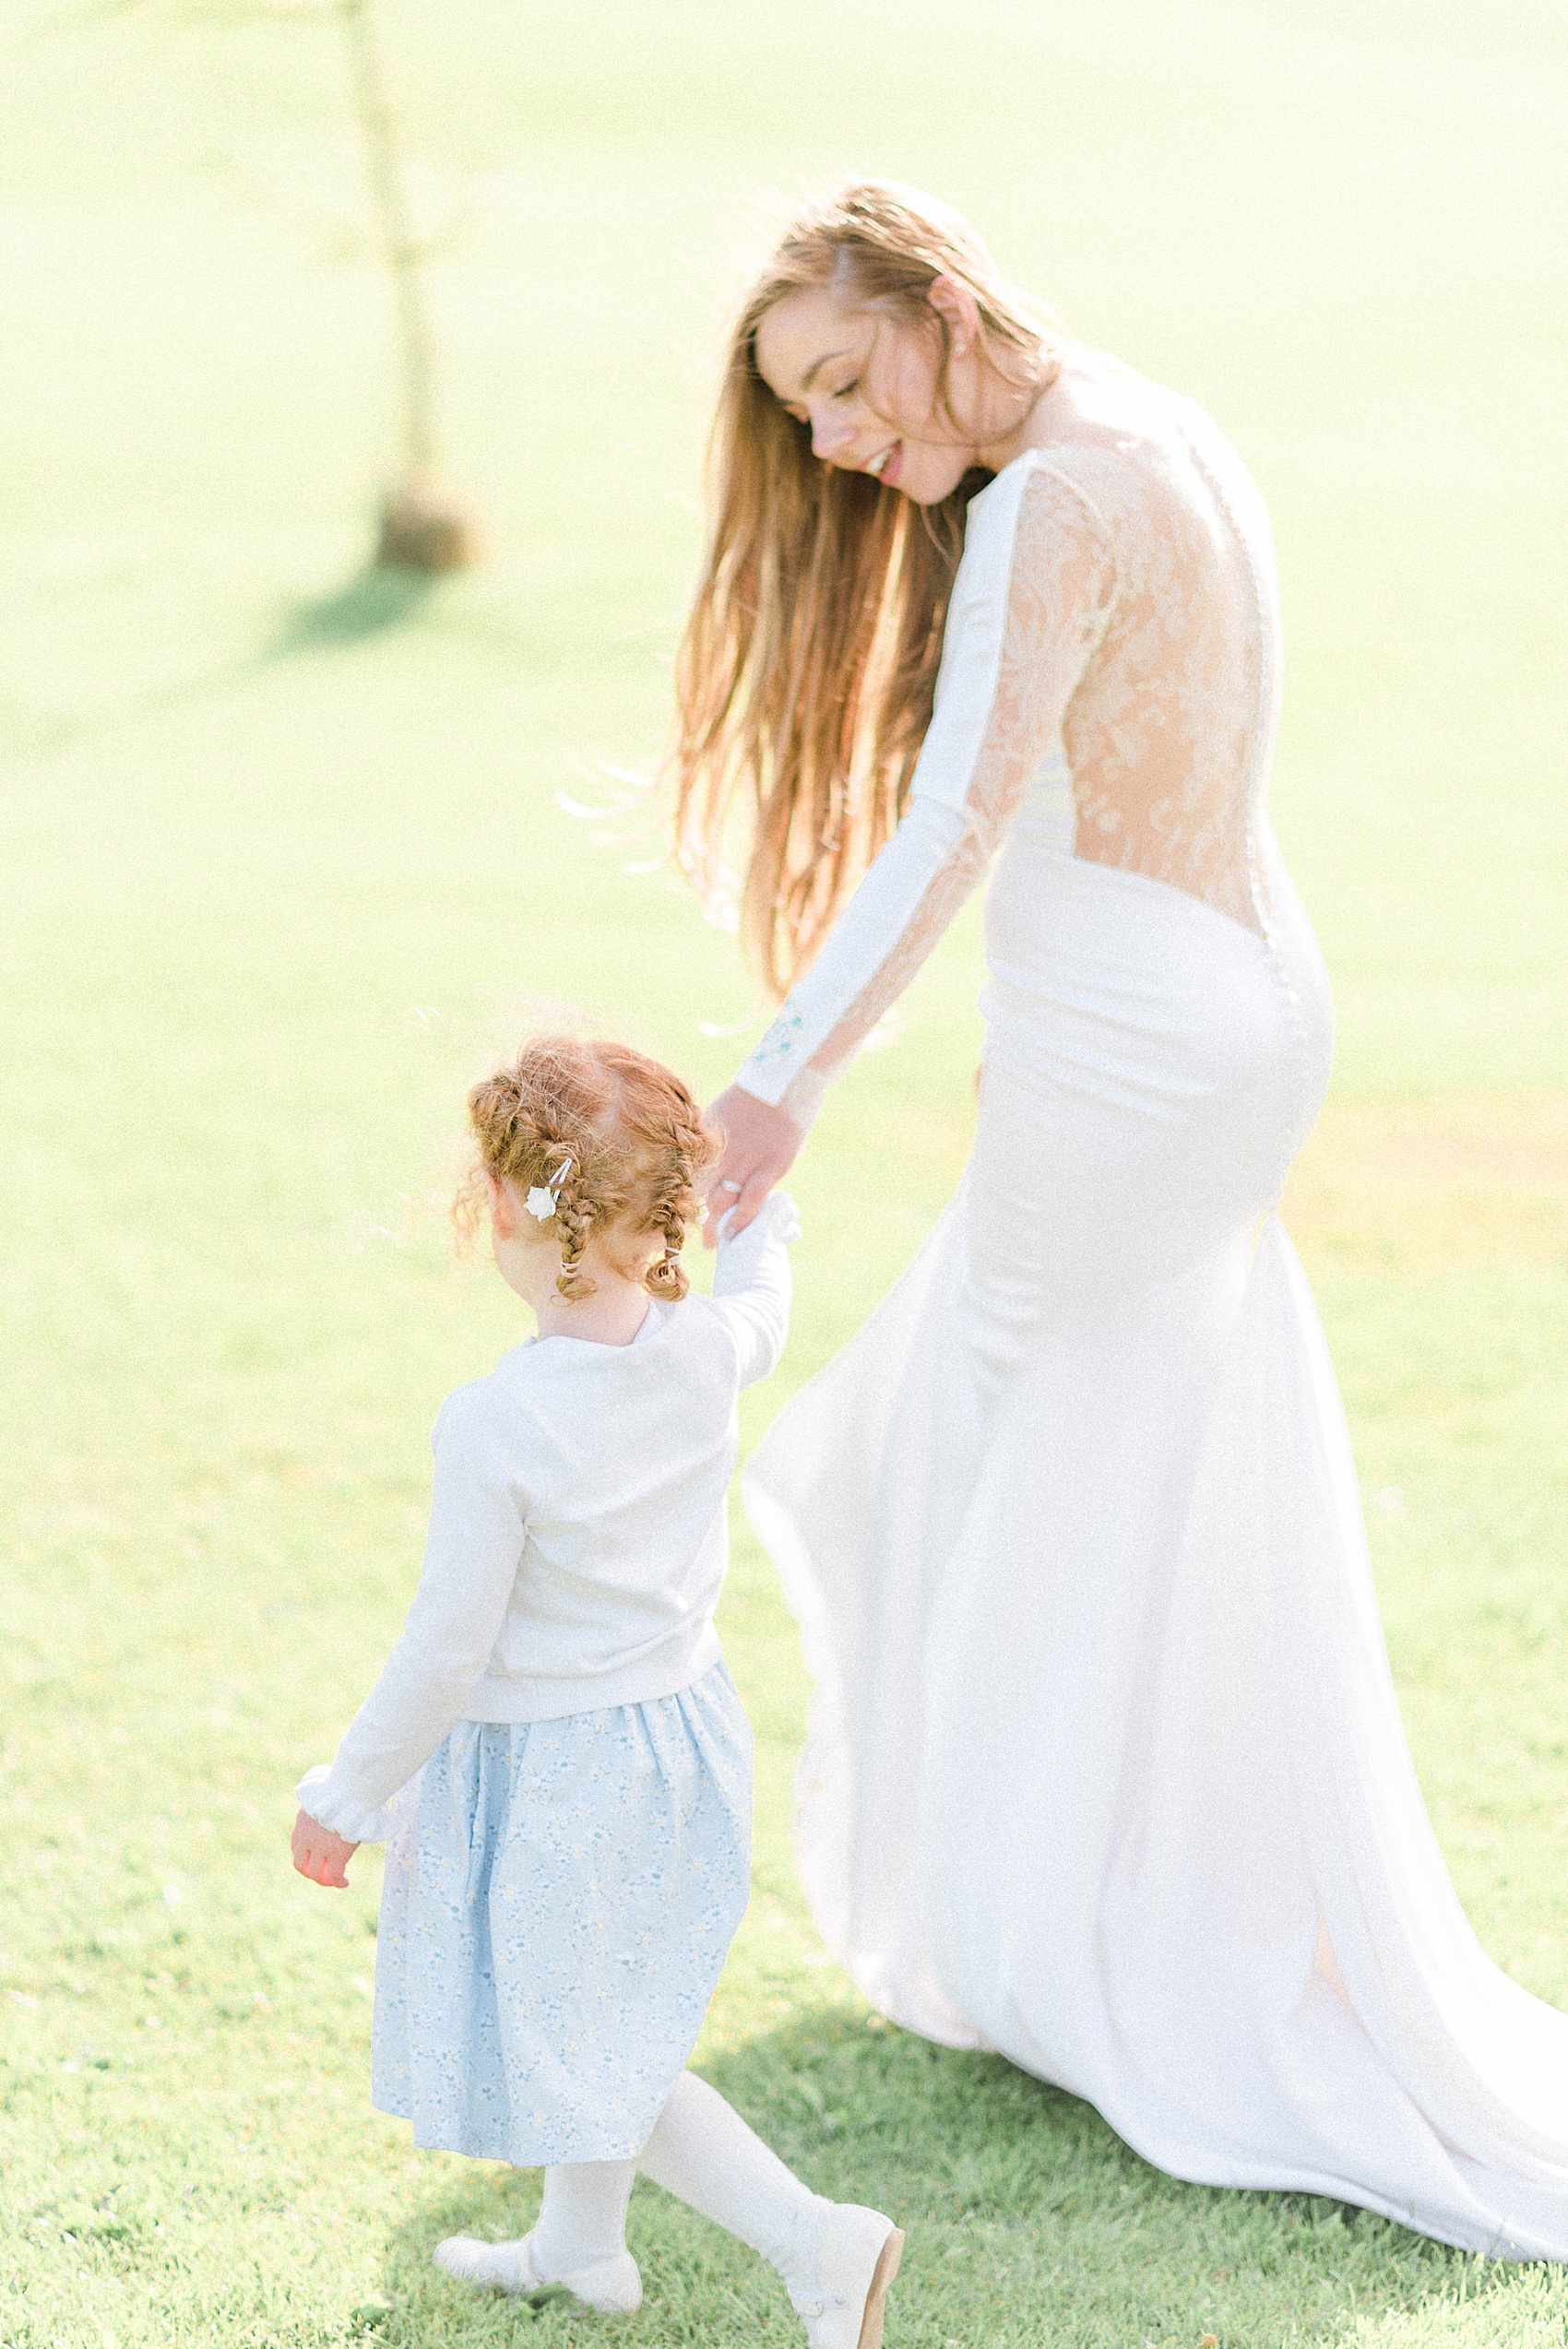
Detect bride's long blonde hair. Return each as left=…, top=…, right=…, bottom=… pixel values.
left=668, top=180, right=1061, bottom=1002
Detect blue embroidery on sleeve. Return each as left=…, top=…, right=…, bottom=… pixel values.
left=748, top=1008, right=803, bottom=1067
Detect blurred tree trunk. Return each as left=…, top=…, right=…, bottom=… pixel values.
left=339, top=0, right=481, bottom=570
left=126, top=0, right=485, bottom=569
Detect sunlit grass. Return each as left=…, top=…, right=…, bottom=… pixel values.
left=2, top=0, right=1565, bottom=2341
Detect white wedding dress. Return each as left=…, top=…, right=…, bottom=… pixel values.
left=731, top=351, right=1568, bottom=2259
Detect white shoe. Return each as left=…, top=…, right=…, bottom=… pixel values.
left=433, top=2232, right=643, bottom=2315
left=788, top=2203, right=905, bottom=2349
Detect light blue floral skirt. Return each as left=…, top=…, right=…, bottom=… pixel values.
left=371, top=1662, right=752, bottom=2165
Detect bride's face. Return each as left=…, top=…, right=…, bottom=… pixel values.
left=754, top=281, right=993, bottom=506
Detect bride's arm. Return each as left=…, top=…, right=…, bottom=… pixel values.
left=707, top=452, right=1121, bottom=1233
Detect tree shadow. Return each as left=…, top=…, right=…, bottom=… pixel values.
left=1, top=561, right=453, bottom=768
left=369, top=2007, right=1560, bottom=2347
left=267, top=562, right=442, bottom=658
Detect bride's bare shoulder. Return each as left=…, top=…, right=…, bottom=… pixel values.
left=1006, top=348, right=1234, bottom=552
left=1026, top=346, right=1189, bottom=460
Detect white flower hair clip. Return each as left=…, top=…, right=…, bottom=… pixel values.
left=525, top=1157, right=573, bottom=1222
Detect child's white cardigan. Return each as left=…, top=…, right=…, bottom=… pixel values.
left=298, top=1192, right=798, bottom=1845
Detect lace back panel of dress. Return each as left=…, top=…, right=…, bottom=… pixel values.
left=1060, top=405, right=1278, bottom=936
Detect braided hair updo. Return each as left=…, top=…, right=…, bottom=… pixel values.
left=456, top=1034, right=721, bottom=1303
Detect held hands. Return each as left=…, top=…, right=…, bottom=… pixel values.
left=704, top=1085, right=803, bottom=1243
left=291, top=1807, right=360, bottom=1890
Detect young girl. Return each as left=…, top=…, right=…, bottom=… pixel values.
left=290, top=1035, right=904, bottom=2347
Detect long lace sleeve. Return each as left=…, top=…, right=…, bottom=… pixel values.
left=732, top=453, right=1121, bottom=1122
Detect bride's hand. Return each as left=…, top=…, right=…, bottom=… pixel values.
left=704, top=1084, right=802, bottom=1244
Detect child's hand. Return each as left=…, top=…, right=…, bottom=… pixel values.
left=291, top=1807, right=360, bottom=1889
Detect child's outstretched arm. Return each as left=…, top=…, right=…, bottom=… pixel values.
left=710, top=1188, right=801, bottom=1387
left=291, top=1384, right=529, bottom=1878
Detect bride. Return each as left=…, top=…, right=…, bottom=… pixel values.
left=670, top=178, right=1568, bottom=2260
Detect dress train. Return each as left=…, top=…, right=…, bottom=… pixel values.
left=746, top=855, right=1568, bottom=2260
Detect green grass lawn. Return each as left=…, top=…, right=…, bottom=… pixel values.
left=2, top=4, right=1565, bottom=2343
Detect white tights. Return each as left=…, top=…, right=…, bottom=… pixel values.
left=530, top=2071, right=822, bottom=2284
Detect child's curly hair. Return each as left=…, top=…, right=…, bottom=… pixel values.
left=455, top=1034, right=721, bottom=1304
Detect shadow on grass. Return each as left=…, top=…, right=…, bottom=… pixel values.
left=369, top=2006, right=1557, bottom=2348
left=1, top=563, right=451, bottom=765
left=267, top=563, right=442, bottom=657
